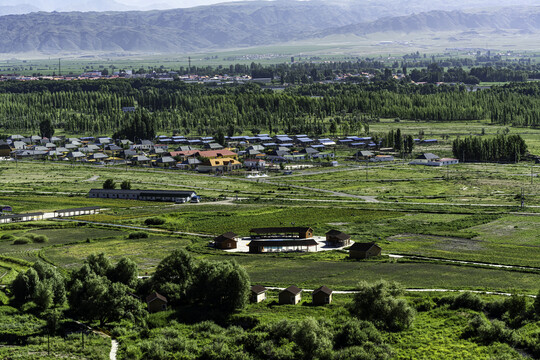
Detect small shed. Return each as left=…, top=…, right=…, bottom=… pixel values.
left=349, top=242, right=382, bottom=259
left=250, top=285, right=267, bottom=303
left=279, top=285, right=302, bottom=305
left=214, top=232, right=238, bottom=249
left=325, top=230, right=352, bottom=247
left=312, top=286, right=333, bottom=305
left=146, top=292, right=168, bottom=313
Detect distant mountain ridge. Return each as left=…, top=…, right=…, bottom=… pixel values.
left=0, top=2, right=539, bottom=54
left=325, top=7, right=540, bottom=36
left=0, top=1, right=366, bottom=53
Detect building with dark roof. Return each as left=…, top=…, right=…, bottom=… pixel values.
left=247, top=239, right=318, bottom=253
left=325, top=230, right=352, bottom=247
left=249, top=227, right=313, bottom=239
left=146, top=292, right=168, bottom=313
left=250, top=285, right=267, bottom=303
left=312, top=286, right=333, bottom=305
left=349, top=242, right=382, bottom=259
left=279, top=286, right=302, bottom=305
left=214, top=232, right=238, bottom=249
left=89, top=189, right=196, bottom=203
left=54, top=206, right=101, bottom=217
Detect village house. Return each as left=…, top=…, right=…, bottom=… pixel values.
left=213, top=232, right=238, bottom=249
left=325, top=230, right=352, bottom=247
left=0, top=141, right=13, bottom=157
left=146, top=292, right=168, bottom=312
left=250, top=285, right=267, bottom=303
left=244, top=158, right=266, bottom=169
left=197, top=158, right=242, bottom=173
left=349, top=242, right=382, bottom=259
left=312, top=286, right=333, bottom=305
left=279, top=286, right=302, bottom=305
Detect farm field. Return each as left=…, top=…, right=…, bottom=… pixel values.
left=1, top=121, right=540, bottom=359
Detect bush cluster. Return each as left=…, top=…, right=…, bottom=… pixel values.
left=144, top=218, right=166, bottom=226
left=11, top=233, right=48, bottom=245
left=128, top=231, right=149, bottom=239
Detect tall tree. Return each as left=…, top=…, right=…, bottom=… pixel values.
left=39, top=118, right=54, bottom=139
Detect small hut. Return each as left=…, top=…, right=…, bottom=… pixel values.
left=250, top=285, right=267, bottom=303
left=349, top=242, right=382, bottom=259
left=312, top=286, right=333, bottom=305
left=279, top=285, right=302, bottom=305
left=213, top=232, right=238, bottom=249
left=146, top=292, right=168, bottom=313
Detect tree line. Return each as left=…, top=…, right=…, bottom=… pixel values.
left=1, top=80, right=540, bottom=138
left=452, top=134, right=528, bottom=162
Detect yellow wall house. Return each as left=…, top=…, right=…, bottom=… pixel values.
left=198, top=158, right=242, bottom=173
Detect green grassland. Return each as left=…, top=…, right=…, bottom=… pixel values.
left=120, top=291, right=528, bottom=360
left=0, top=304, right=110, bottom=360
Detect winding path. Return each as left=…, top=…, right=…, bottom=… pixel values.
left=110, top=339, right=118, bottom=360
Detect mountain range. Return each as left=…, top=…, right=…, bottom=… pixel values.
left=0, top=1, right=539, bottom=54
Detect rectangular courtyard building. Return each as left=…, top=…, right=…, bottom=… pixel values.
left=89, top=189, right=196, bottom=203
left=249, top=227, right=313, bottom=239
left=247, top=239, right=318, bottom=253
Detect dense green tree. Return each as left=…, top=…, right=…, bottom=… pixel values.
left=120, top=180, right=131, bottom=190
left=10, top=268, right=39, bottom=304
left=192, top=260, right=250, bottom=312
left=151, top=249, right=196, bottom=304
left=349, top=280, right=415, bottom=331
left=69, top=273, right=145, bottom=326
left=85, top=253, right=113, bottom=277
left=110, top=257, right=138, bottom=287
left=39, top=118, right=54, bottom=138
left=103, top=179, right=116, bottom=190
left=10, top=261, right=65, bottom=308
left=535, top=290, right=540, bottom=317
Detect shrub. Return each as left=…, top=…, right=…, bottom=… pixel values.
left=334, top=318, right=382, bottom=349
left=464, top=315, right=518, bottom=345
left=0, top=234, right=14, bottom=241
left=144, top=217, right=166, bottom=226
left=128, top=231, right=149, bottom=239
left=451, top=292, right=484, bottom=311
left=348, top=280, right=415, bottom=331
left=13, top=238, right=30, bottom=245
left=32, top=235, right=48, bottom=243
left=411, top=297, right=436, bottom=312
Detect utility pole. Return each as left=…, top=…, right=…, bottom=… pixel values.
left=365, top=158, right=368, bottom=180
left=58, top=58, right=61, bottom=76
left=188, top=56, right=191, bottom=74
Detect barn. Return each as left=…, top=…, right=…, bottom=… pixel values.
left=213, top=232, right=238, bottom=249
left=349, top=242, right=382, bottom=259
left=325, top=230, right=352, bottom=247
